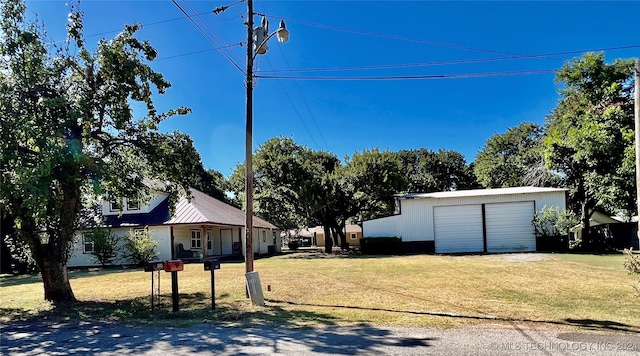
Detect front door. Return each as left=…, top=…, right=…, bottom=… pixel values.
left=221, top=229, right=233, bottom=255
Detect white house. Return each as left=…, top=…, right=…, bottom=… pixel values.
left=363, top=186, right=567, bottom=254
left=68, top=188, right=280, bottom=267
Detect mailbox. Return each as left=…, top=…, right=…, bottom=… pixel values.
left=204, top=259, right=221, bottom=271
left=144, top=260, right=164, bottom=272
left=164, top=259, right=184, bottom=272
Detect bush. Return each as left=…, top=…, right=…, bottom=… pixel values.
left=532, top=206, right=577, bottom=237
left=4, top=236, right=37, bottom=274
left=85, top=228, right=120, bottom=266
left=287, top=240, right=299, bottom=250
left=360, top=236, right=402, bottom=255
left=122, top=229, right=158, bottom=266
left=624, top=248, right=640, bottom=296
left=532, top=207, right=577, bottom=252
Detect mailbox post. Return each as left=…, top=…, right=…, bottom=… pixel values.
left=163, top=259, right=184, bottom=312
left=144, top=260, right=164, bottom=311
left=203, top=259, right=221, bottom=310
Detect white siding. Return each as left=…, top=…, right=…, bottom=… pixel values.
left=102, top=192, right=169, bottom=216
left=363, top=215, right=400, bottom=237
left=434, top=205, right=484, bottom=253
left=362, top=188, right=566, bottom=254
left=150, top=226, right=172, bottom=261
left=485, top=202, right=536, bottom=252
left=68, top=226, right=170, bottom=267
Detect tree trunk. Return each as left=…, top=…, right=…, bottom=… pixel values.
left=40, top=254, right=75, bottom=303
left=18, top=181, right=80, bottom=304
left=580, top=200, right=590, bottom=243
left=337, top=222, right=348, bottom=249
left=323, top=225, right=332, bottom=253
left=577, top=180, right=592, bottom=245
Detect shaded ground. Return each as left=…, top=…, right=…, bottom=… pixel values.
left=2, top=319, right=639, bottom=355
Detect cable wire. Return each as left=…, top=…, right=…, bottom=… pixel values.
left=262, top=57, right=322, bottom=149
left=256, top=68, right=558, bottom=81
left=255, top=13, right=563, bottom=61
left=171, top=0, right=245, bottom=74
left=260, top=45, right=640, bottom=74
left=182, top=0, right=245, bottom=67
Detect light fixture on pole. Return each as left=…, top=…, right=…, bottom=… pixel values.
left=245, top=0, right=288, bottom=279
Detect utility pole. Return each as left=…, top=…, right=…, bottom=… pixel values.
left=635, top=58, right=640, bottom=244
left=245, top=0, right=254, bottom=274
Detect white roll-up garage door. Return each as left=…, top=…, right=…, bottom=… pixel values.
left=485, top=201, right=535, bottom=252
left=434, top=205, right=484, bottom=253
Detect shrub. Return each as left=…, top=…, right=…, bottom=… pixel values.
left=532, top=207, right=577, bottom=252
left=532, top=206, right=577, bottom=237
left=122, top=229, right=158, bottom=266
left=360, top=236, right=402, bottom=255
left=624, top=248, right=640, bottom=296
left=287, top=240, right=299, bottom=250
left=85, top=228, right=120, bottom=266
left=4, top=236, right=37, bottom=274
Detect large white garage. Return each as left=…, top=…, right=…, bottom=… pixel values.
left=363, top=187, right=567, bottom=254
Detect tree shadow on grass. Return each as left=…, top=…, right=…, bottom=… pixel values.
left=0, top=267, right=137, bottom=287
left=0, top=294, right=436, bottom=355
left=1, top=293, right=343, bottom=328
left=265, top=299, right=640, bottom=334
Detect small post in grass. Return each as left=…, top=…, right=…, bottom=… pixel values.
left=144, top=260, right=164, bottom=311
left=203, top=258, right=221, bottom=310
left=163, top=259, right=184, bottom=312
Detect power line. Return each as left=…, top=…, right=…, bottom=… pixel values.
left=255, top=13, right=564, bottom=61
left=262, top=57, right=322, bottom=150
left=275, top=46, right=331, bottom=152
left=75, top=10, right=214, bottom=42
left=155, top=45, right=242, bottom=61
left=256, top=68, right=558, bottom=81
left=254, top=0, right=328, bottom=151
left=259, top=45, right=640, bottom=74
left=182, top=0, right=245, bottom=66
left=171, top=0, right=244, bottom=74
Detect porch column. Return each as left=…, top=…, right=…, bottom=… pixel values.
left=170, top=226, right=175, bottom=259
left=202, top=225, right=207, bottom=258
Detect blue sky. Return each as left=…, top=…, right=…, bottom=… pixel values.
left=25, top=1, right=640, bottom=176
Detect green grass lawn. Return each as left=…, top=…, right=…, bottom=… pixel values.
left=1, top=253, right=638, bottom=332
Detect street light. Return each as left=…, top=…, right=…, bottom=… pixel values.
left=245, top=0, right=288, bottom=277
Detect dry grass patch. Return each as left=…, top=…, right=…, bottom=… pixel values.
left=1, top=253, right=638, bottom=332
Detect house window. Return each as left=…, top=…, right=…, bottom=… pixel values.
left=263, top=230, right=267, bottom=243
left=133, top=228, right=146, bottom=239
left=83, top=234, right=94, bottom=254
left=350, top=233, right=357, bottom=240
left=191, top=230, right=202, bottom=249
left=110, top=200, right=121, bottom=212
left=272, top=231, right=277, bottom=244
left=127, top=198, right=140, bottom=211
left=206, top=230, right=212, bottom=250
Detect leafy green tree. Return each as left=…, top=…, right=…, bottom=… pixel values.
left=532, top=206, right=578, bottom=237
left=544, top=53, right=636, bottom=242
left=192, top=166, right=237, bottom=207
left=85, top=228, right=119, bottom=266
left=474, top=122, right=559, bottom=188
left=395, top=149, right=478, bottom=193
left=122, top=229, right=157, bottom=266
left=231, top=137, right=406, bottom=252
left=0, top=1, right=200, bottom=302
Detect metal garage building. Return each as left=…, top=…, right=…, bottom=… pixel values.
left=362, top=186, right=567, bottom=253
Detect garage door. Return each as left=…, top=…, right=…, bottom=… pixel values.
left=434, top=205, right=484, bottom=253
left=485, top=202, right=535, bottom=252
